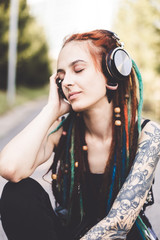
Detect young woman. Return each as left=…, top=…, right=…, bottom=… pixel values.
left=0, top=30, right=160, bottom=240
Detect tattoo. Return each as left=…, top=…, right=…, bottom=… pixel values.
left=81, top=123, right=160, bottom=240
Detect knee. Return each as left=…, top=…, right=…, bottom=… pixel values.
left=0, top=178, right=58, bottom=240
left=1, top=178, right=47, bottom=217
left=1, top=177, right=42, bottom=200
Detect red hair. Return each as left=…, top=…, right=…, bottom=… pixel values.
left=62, top=30, right=121, bottom=73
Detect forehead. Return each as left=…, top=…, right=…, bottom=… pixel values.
left=57, top=41, right=94, bottom=67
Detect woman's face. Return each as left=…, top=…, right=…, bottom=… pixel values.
left=57, top=41, right=108, bottom=112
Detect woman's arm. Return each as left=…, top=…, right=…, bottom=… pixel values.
left=81, top=121, right=160, bottom=240
left=0, top=75, right=70, bottom=182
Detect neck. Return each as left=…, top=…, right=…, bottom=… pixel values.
left=82, top=98, right=113, bottom=141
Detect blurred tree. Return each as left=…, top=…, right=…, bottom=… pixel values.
left=0, top=0, right=10, bottom=89
left=152, top=0, right=160, bottom=74
left=113, top=0, right=160, bottom=120
left=0, top=0, right=52, bottom=90
left=113, top=0, right=160, bottom=71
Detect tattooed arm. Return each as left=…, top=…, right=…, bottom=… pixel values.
left=81, top=121, right=160, bottom=240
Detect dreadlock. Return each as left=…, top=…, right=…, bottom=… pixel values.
left=50, top=29, right=147, bottom=237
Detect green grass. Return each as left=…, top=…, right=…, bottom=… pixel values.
left=0, top=85, right=49, bottom=115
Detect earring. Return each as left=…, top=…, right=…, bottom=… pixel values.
left=106, top=83, right=118, bottom=90
left=114, top=107, right=121, bottom=126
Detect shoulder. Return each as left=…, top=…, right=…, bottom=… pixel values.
left=141, top=119, right=160, bottom=138
left=137, top=119, right=160, bottom=156
left=133, top=119, right=160, bottom=170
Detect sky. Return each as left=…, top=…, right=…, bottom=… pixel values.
left=27, top=0, right=120, bottom=59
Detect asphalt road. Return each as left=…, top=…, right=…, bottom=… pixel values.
left=0, top=98, right=160, bottom=239
left=0, top=97, right=55, bottom=240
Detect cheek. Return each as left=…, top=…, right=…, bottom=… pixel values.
left=89, top=78, right=106, bottom=96
left=91, top=71, right=106, bottom=89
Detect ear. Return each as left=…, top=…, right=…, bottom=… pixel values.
left=105, top=82, right=118, bottom=90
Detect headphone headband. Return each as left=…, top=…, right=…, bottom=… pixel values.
left=106, top=30, right=124, bottom=48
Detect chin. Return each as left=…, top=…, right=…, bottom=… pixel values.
left=71, top=102, right=88, bottom=113
left=71, top=106, right=84, bottom=113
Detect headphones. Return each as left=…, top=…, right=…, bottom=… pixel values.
left=102, top=31, right=132, bottom=85
left=56, top=78, right=66, bottom=99
left=101, top=31, right=132, bottom=102
left=106, top=47, right=132, bottom=81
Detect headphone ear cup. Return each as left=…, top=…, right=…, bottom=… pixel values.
left=56, top=78, right=66, bottom=99
left=106, top=47, right=132, bottom=80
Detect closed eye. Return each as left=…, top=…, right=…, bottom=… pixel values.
left=75, top=69, right=84, bottom=73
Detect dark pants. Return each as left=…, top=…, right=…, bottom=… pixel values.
left=0, top=178, right=70, bottom=240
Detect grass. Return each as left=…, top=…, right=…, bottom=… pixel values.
left=0, top=85, right=49, bottom=115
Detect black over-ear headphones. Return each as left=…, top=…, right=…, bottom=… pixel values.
left=103, top=31, right=132, bottom=84
left=56, top=78, right=66, bottom=99
left=101, top=31, right=132, bottom=102
left=106, top=47, right=132, bottom=81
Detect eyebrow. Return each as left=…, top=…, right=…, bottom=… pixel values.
left=57, top=59, right=87, bottom=73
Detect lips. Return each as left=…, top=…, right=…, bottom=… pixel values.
left=68, top=91, right=81, bottom=100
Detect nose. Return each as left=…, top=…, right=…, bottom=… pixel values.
left=62, top=73, right=75, bottom=88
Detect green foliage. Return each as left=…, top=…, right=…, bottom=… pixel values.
left=0, top=0, right=10, bottom=89
left=113, top=0, right=160, bottom=121
left=0, top=0, right=52, bottom=90
left=114, top=0, right=160, bottom=70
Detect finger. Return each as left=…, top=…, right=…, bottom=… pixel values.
left=49, top=73, right=58, bottom=85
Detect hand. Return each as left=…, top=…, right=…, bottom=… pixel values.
left=47, top=74, right=71, bottom=118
